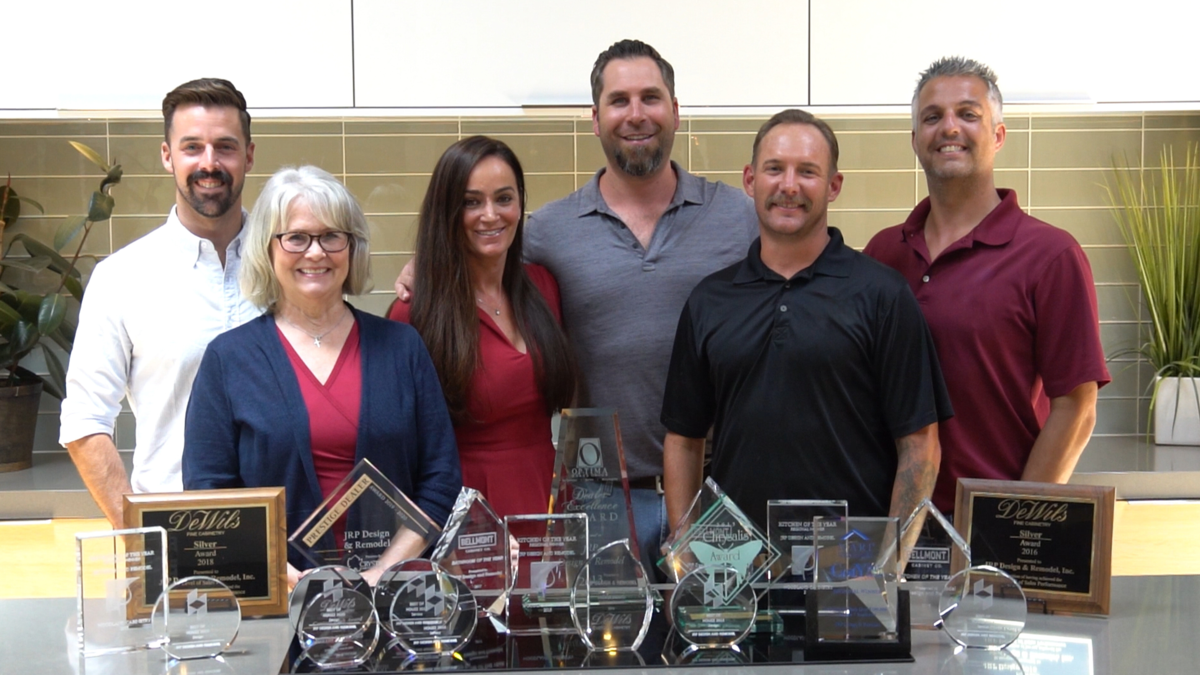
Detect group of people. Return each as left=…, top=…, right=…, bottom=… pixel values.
left=58, top=39, right=1109, bottom=583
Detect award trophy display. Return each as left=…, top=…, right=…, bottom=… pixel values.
left=430, top=487, right=512, bottom=626
left=76, top=526, right=169, bottom=657
left=289, top=566, right=379, bottom=668
left=151, top=575, right=241, bottom=659
left=375, top=559, right=476, bottom=656
left=766, top=499, right=848, bottom=615
left=807, top=516, right=909, bottom=660
left=900, top=498, right=972, bottom=629
left=937, top=564, right=1027, bottom=649
left=568, top=539, right=654, bottom=651
left=288, top=459, right=441, bottom=574
left=659, top=478, right=780, bottom=600
left=504, top=513, right=588, bottom=635
left=549, top=408, right=640, bottom=564
left=668, top=563, right=757, bottom=651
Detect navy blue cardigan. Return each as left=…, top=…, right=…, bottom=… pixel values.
left=183, top=308, right=461, bottom=565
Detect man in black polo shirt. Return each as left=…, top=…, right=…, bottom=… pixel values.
left=661, top=109, right=951, bottom=540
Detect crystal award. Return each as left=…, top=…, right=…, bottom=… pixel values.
left=289, top=459, right=441, bottom=574
left=290, top=566, right=379, bottom=668
left=659, top=477, right=780, bottom=602
left=937, top=564, right=1027, bottom=649
left=76, top=526, right=169, bottom=657
left=504, top=513, right=588, bottom=635
left=376, top=559, right=476, bottom=656
left=569, top=539, right=654, bottom=651
left=430, top=487, right=513, bottom=625
left=668, top=563, right=757, bottom=650
left=151, top=575, right=241, bottom=659
left=550, top=408, right=640, bottom=569
left=900, top=498, right=972, bottom=629
left=766, top=499, right=848, bottom=615
left=809, top=516, right=902, bottom=648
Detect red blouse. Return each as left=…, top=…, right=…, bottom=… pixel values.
left=390, top=264, right=563, bottom=518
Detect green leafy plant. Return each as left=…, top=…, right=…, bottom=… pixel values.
left=0, top=142, right=122, bottom=396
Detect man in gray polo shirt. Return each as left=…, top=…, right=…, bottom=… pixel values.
left=523, top=40, right=756, bottom=571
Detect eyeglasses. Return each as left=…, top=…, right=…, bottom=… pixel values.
left=273, top=230, right=351, bottom=253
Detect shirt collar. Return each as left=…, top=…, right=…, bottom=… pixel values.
left=166, top=206, right=248, bottom=265
left=900, top=188, right=1022, bottom=248
left=733, top=227, right=855, bottom=284
left=576, top=160, right=703, bottom=218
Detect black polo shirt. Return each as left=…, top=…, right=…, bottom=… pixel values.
left=661, top=228, right=951, bottom=528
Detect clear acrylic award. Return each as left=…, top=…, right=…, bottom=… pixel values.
left=289, top=459, right=441, bottom=575
left=151, top=575, right=241, bottom=659
left=659, top=478, right=780, bottom=602
left=766, top=499, right=847, bottom=615
left=549, top=408, right=640, bottom=566
left=668, top=563, right=757, bottom=650
left=504, top=513, right=589, bottom=635
left=290, top=566, right=379, bottom=668
left=900, top=498, right=972, bottom=629
left=810, top=516, right=902, bottom=645
left=430, top=488, right=513, bottom=626
left=937, top=564, right=1027, bottom=649
left=376, top=559, right=476, bottom=656
left=569, top=539, right=654, bottom=651
left=76, top=526, right=169, bottom=657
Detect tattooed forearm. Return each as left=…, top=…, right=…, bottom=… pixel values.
left=891, top=424, right=940, bottom=568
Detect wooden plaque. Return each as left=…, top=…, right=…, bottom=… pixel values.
left=124, top=487, right=288, bottom=617
left=954, top=479, right=1114, bottom=615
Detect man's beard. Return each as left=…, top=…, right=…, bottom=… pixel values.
left=182, top=169, right=240, bottom=218
left=614, top=143, right=666, bottom=178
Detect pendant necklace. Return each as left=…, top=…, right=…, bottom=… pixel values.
left=476, top=296, right=502, bottom=316
left=280, top=308, right=350, bottom=347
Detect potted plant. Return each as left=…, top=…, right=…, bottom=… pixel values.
left=0, top=141, right=122, bottom=471
left=1106, top=144, right=1200, bottom=445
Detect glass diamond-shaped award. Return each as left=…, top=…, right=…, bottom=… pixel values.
left=504, top=513, right=588, bottom=635
left=900, top=498, right=972, bottom=629
left=668, top=563, right=757, bottom=650
left=659, top=478, right=780, bottom=602
left=76, top=526, right=169, bottom=657
left=430, top=488, right=512, bottom=626
left=810, top=516, right=901, bottom=645
left=288, top=459, right=441, bottom=575
left=550, top=408, right=640, bottom=569
left=151, top=575, right=240, bottom=660
left=569, top=539, right=654, bottom=651
left=766, top=499, right=848, bottom=615
left=937, top=564, right=1027, bottom=649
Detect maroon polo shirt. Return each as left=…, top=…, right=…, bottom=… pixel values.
left=864, top=189, right=1110, bottom=513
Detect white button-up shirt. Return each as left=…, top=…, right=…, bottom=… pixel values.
left=59, top=207, right=261, bottom=493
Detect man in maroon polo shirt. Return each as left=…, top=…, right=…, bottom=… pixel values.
left=864, top=57, right=1110, bottom=515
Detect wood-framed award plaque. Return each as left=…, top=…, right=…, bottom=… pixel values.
left=954, top=479, right=1114, bottom=615
left=124, top=487, right=288, bottom=617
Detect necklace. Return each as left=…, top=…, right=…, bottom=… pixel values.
left=475, top=296, right=502, bottom=316
left=279, top=308, right=350, bottom=347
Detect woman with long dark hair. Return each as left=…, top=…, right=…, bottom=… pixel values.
left=389, top=136, right=576, bottom=518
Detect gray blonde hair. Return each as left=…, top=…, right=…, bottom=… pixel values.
left=241, top=166, right=372, bottom=310
left=912, top=56, right=1003, bottom=128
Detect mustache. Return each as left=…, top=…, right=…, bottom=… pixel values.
left=187, top=169, right=232, bottom=187
left=769, top=197, right=809, bottom=210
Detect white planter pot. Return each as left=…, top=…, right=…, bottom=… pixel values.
left=1154, top=377, right=1200, bottom=446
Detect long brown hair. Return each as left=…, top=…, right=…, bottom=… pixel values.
left=410, top=136, right=576, bottom=425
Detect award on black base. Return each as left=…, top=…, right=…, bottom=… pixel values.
left=549, top=408, right=639, bottom=567
left=290, top=566, right=379, bottom=669
left=76, top=526, right=169, bottom=657
left=668, top=563, right=757, bottom=652
left=766, top=499, right=847, bottom=615
left=430, top=488, right=512, bottom=628
left=504, top=513, right=588, bottom=635
left=151, top=575, right=241, bottom=659
left=937, top=564, right=1027, bottom=649
left=568, top=539, right=654, bottom=651
left=900, top=498, right=972, bottom=629
left=376, top=559, right=476, bottom=656
left=289, top=459, right=441, bottom=576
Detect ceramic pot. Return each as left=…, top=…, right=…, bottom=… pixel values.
left=1154, top=377, right=1200, bottom=446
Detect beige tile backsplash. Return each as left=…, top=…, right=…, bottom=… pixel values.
left=4, top=111, right=1199, bottom=449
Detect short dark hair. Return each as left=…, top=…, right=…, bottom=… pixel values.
left=590, top=39, right=676, bottom=106
left=751, top=109, right=840, bottom=174
left=912, top=56, right=1003, bottom=128
left=162, top=78, right=251, bottom=143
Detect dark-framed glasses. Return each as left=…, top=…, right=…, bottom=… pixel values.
left=273, top=230, right=351, bottom=253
